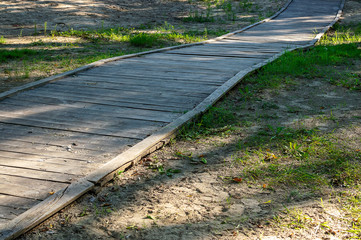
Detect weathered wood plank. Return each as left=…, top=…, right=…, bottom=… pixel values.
left=82, top=67, right=232, bottom=81
left=0, top=137, right=108, bottom=155
left=0, top=100, right=180, bottom=125
left=0, top=141, right=105, bottom=162
left=0, top=195, right=41, bottom=210
left=0, top=123, right=139, bottom=150
left=44, top=81, right=210, bottom=99
left=164, top=48, right=274, bottom=59
left=0, top=179, right=94, bottom=240
left=140, top=53, right=263, bottom=66
left=200, top=43, right=287, bottom=51
left=0, top=150, right=95, bottom=166
left=75, top=72, right=223, bottom=87
left=36, top=83, right=206, bottom=103
left=17, top=92, right=190, bottom=113
left=0, top=129, right=132, bottom=154
left=101, top=61, right=237, bottom=74
left=109, top=54, right=256, bottom=69
left=50, top=79, right=217, bottom=95
left=78, top=71, right=228, bottom=85
left=0, top=175, right=69, bottom=200
left=0, top=132, right=122, bottom=154
left=56, top=75, right=221, bottom=91
left=210, top=39, right=295, bottom=48
left=0, top=166, right=76, bottom=183
left=0, top=206, right=25, bottom=220
left=1, top=98, right=169, bottom=131
left=20, top=87, right=200, bottom=110
left=223, top=36, right=311, bottom=45
left=105, top=57, right=250, bottom=72
left=0, top=218, right=8, bottom=226
left=0, top=157, right=92, bottom=176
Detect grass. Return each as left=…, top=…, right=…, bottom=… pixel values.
left=57, top=25, right=206, bottom=46
left=183, top=0, right=264, bottom=23
left=0, top=36, right=5, bottom=44
left=177, top=23, right=361, bottom=238
left=0, top=49, right=38, bottom=63
left=178, top=24, right=360, bottom=140
left=239, top=128, right=361, bottom=189
left=0, top=23, right=210, bottom=92
left=0, top=0, right=280, bottom=93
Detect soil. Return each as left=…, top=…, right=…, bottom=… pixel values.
left=9, top=0, right=361, bottom=239
left=0, top=0, right=285, bottom=38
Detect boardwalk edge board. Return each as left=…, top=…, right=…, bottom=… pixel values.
left=0, top=0, right=345, bottom=238
left=0, top=0, right=293, bottom=102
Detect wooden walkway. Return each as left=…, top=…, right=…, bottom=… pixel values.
left=0, top=0, right=343, bottom=238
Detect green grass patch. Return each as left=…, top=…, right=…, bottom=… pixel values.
left=238, top=127, right=361, bottom=189
left=0, top=49, right=38, bottom=63
left=57, top=25, right=207, bottom=46
left=179, top=107, right=237, bottom=139
left=0, top=36, right=6, bottom=44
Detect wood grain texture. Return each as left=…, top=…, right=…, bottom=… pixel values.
left=0, top=0, right=344, bottom=237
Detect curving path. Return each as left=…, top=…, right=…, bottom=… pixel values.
left=0, top=0, right=343, bottom=238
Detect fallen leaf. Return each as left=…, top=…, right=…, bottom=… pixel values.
left=262, top=184, right=268, bottom=189
left=100, top=203, right=111, bottom=207
left=264, top=153, right=277, bottom=161
left=98, top=196, right=106, bottom=202
left=233, top=177, right=243, bottom=183
left=49, top=191, right=55, bottom=195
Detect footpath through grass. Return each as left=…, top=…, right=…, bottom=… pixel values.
left=0, top=0, right=283, bottom=94
left=177, top=23, right=361, bottom=238
left=0, top=23, right=214, bottom=93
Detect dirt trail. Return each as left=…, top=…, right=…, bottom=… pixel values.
left=0, top=0, right=283, bottom=37
left=13, top=0, right=361, bottom=239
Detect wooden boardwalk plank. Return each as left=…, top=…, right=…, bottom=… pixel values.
left=0, top=166, right=76, bottom=183
left=78, top=71, right=228, bottom=85
left=0, top=100, right=181, bottom=124
left=0, top=150, right=96, bottom=166
left=19, top=88, right=199, bottom=110
left=139, top=53, right=263, bottom=66
left=74, top=73, right=223, bottom=87
left=0, top=206, right=25, bottom=221
left=0, top=175, right=69, bottom=200
left=0, top=142, right=106, bottom=162
left=0, top=0, right=343, bottom=236
left=50, top=79, right=218, bottom=95
left=1, top=98, right=169, bottom=130
left=0, top=157, right=92, bottom=175
left=0, top=195, right=41, bottom=209
left=34, top=83, right=206, bottom=105
left=163, top=48, right=275, bottom=59
left=0, top=124, right=136, bottom=153
left=102, top=61, right=238, bottom=74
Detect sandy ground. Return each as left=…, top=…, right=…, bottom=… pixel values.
left=7, top=0, right=361, bottom=239
left=0, top=0, right=285, bottom=37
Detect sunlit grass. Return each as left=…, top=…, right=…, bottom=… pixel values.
left=57, top=25, right=207, bottom=46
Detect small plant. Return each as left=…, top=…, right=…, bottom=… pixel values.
left=129, top=32, right=161, bottom=47
left=30, top=39, right=46, bottom=46
left=34, top=22, right=37, bottom=35
left=44, top=22, right=47, bottom=35
left=0, top=36, right=5, bottom=44
left=183, top=9, right=215, bottom=23
left=239, top=0, right=253, bottom=11
left=0, top=49, right=37, bottom=63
